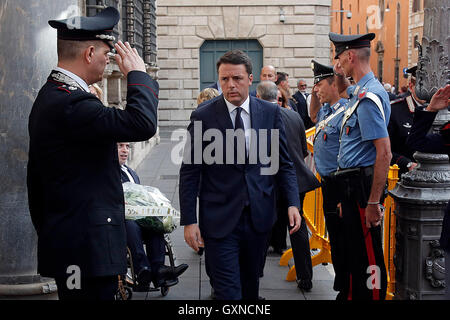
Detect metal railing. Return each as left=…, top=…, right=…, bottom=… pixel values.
left=279, top=127, right=399, bottom=299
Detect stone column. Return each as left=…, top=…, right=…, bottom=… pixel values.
left=415, top=0, right=450, bottom=130
left=0, top=0, right=78, bottom=295
left=390, top=0, right=450, bottom=300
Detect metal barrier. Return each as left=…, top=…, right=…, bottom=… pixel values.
left=279, top=127, right=399, bottom=300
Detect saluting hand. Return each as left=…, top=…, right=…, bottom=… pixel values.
left=426, top=84, right=450, bottom=112
left=114, top=41, right=146, bottom=76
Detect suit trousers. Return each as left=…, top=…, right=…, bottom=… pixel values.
left=204, top=207, right=269, bottom=300
left=54, top=275, right=117, bottom=300
left=125, top=220, right=165, bottom=276
left=321, top=176, right=346, bottom=291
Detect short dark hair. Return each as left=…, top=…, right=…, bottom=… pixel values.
left=275, top=72, right=288, bottom=85
left=57, top=39, right=102, bottom=61
left=216, top=50, right=253, bottom=75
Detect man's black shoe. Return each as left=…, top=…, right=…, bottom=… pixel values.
left=137, top=267, right=153, bottom=286
left=297, top=279, right=313, bottom=292
left=153, top=264, right=189, bottom=288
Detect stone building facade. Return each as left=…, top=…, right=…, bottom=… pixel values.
left=156, top=0, right=332, bottom=127
left=408, top=0, right=424, bottom=67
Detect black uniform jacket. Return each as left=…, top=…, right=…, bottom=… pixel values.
left=387, top=93, right=417, bottom=173
left=27, top=70, right=158, bottom=277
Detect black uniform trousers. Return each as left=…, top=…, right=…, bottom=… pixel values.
left=334, top=167, right=387, bottom=300
left=320, top=175, right=346, bottom=292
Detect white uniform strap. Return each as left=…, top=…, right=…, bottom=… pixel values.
left=365, top=92, right=385, bottom=122
left=339, top=92, right=385, bottom=139
left=314, top=105, right=345, bottom=141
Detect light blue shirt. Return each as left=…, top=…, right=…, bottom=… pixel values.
left=313, top=98, right=347, bottom=177
left=338, top=72, right=391, bottom=168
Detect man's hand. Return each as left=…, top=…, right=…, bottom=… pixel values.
left=288, top=206, right=301, bottom=234
left=184, top=223, right=204, bottom=252
left=114, top=41, right=146, bottom=76
left=365, top=204, right=383, bottom=228
left=426, top=84, right=450, bottom=112
left=333, top=62, right=345, bottom=77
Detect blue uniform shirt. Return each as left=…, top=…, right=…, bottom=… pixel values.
left=338, top=72, right=391, bottom=168
left=313, top=98, right=347, bottom=177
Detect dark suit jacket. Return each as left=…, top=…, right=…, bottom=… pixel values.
left=292, top=91, right=314, bottom=129
left=179, top=95, right=300, bottom=239
left=279, top=108, right=320, bottom=194
left=121, top=164, right=140, bottom=184
left=27, top=70, right=158, bottom=278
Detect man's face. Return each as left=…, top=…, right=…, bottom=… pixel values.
left=280, top=76, right=290, bottom=91
left=408, top=77, right=426, bottom=104
left=89, top=42, right=111, bottom=84
left=298, top=81, right=307, bottom=93
left=260, top=66, right=276, bottom=82
left=276, top=90, right=283, bottom=107
left=314, top=79, right=334, bottom=104
left=218, top=63, right=253, bottom=106
left=335, top=50, right=351, bottom=77
left=117, top=142, right=130, bottom=165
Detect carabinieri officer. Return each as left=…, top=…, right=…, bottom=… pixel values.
left=27, top=7, right=159, bottom=300
left=329, top=32, right=392, bottom=300
left=309, top=60, right=347, bottom=299
left=388, top=65, right=424, bottom=174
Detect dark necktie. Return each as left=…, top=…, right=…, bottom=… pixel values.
left=234, top=107, right=247, bottom=162
left=234, top=107, right=244, bottom=130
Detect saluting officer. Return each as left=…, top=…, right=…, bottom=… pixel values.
left=329, top=32, right=392, bottom=300
left=27, top=7, right=159, bottom=300
left=309, top=60, right=348, bottom=298
left=388, top=65, right=425, bottom=174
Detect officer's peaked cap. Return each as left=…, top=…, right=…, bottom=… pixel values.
left=311, top=60, right=334, bottom=84
left=406, top=65, right=417, bottom=78
left=49, top=7, right=120, bottom=49
left=329, top=32, right=375, bottom=59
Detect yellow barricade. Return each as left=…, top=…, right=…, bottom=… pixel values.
left=279, top=127, right=399, bottom=300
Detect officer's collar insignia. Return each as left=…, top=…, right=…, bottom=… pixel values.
left=50, top=70, right=83, bottom=91
left=332, top=102, right=341, bottom=111
left=352, top=85, right=360, bottom=97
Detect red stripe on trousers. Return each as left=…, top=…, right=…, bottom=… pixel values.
left=358, top=205, right=380, bottom=300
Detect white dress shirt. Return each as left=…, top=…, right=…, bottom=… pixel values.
left=54, top=66, right=90, bottom=92
left=224, top=96, right=251, bottom=153
left=121, top=165, right=136, bottom=183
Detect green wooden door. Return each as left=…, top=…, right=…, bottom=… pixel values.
left=200, top=40, right=263, bottom=92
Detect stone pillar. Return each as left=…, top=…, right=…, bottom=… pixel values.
left=415, top=0, right=450, bottom=130
left=390, top=152, right=450, bottom=299
left=0, top=0, right=78, bottom=295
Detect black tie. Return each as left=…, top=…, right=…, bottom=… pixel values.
left=234, top=107, right=247, bottom=162
left=234, top=107, right=245, bottom=130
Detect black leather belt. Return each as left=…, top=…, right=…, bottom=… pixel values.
left=330, top=166, right=374, bottom=178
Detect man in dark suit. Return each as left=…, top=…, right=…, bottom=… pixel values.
left=292, top=79, right=315, bottom=129
left=27, top=7, right=158, bottom=300
left=118, top=143, right=188, bottom=289
left=256, top=80, right=320, bottom=291
left=179, top=50, right=301, bottom=300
